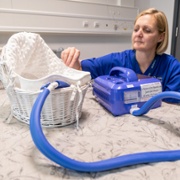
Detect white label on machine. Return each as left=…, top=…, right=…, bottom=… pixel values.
left=140, top=82, right=162, bottom=101
left=124, top=90, right=140, bottom=104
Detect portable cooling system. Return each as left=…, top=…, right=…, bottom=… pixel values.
left=29, top=67, right=180, bottom=173
left=93, top=67, right=162, bottom=116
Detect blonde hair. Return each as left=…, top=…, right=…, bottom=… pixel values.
left=134, top=8, right=169, bottom=54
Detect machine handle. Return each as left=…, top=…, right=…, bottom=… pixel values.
left=109, top=67, right=138, bottom=82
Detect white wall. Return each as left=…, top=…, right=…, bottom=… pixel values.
left=42, top=33, right=132, bottom=60
left=0, top=0, right=175, bottom=59
left=134, top=0, right=150, bottom=11
left=46, top=0, right=175, bottom=56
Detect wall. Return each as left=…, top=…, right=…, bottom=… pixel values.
left=134, top=0, right=150, bottom=11
left=0, top=0, right=175, bottom=59
left=48, top=0, right=175, bottom=56
left=0, top=0, right=137, bottom=59
left=41, top=33, right=132, bottom=59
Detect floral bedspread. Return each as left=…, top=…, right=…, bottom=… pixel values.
left=0, top=87, right=180, bottom=180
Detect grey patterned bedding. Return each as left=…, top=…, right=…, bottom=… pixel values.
left=0, top=87, right=180, bottom=180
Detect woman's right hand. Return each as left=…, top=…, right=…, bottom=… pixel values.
left=61, top=47, right=82, bottom=70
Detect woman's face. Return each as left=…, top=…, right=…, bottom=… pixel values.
left=132, top=14, right=163, bottom=53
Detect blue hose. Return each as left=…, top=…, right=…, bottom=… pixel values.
left=30, top=89, right=180, bottom=172
left=132, top=91, right=180, bottom=115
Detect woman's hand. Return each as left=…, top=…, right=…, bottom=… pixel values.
left=61, top=47, right=82, bottom=70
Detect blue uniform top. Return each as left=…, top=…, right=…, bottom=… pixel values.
left=81, top=49, right=180, bottom=103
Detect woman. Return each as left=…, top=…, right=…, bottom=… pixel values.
left=61, top=8, right=180, bottom=103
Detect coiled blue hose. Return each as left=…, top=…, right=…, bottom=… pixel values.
left=30, top=87, right=180, bottom=172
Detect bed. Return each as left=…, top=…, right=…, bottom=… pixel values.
left=0, top=87, right=180, bottom=180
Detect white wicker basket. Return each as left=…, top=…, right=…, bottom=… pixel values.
left=0, top=32, right=91, bottom=127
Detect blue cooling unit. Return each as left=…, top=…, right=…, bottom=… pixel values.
left=93, top=67, right=162, bottom=116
